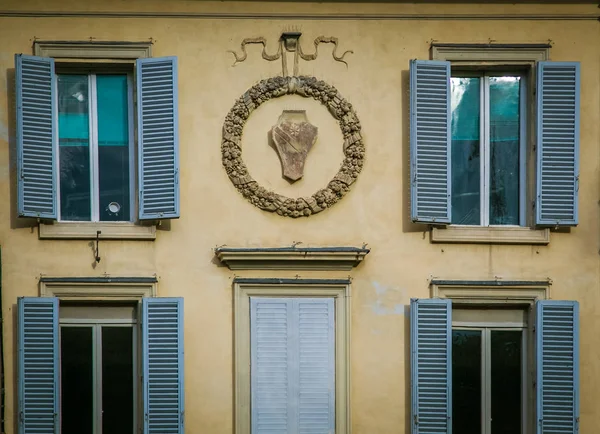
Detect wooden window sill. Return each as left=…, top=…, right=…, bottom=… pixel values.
left=431, top=226, right=550, bottom=245
left=39, top=222, right=156, bottom=240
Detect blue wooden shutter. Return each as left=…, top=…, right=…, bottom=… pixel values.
left=410, top=60, right=452, bottom=224
left=536, top=300, right=579, bottom=434
left=536, top=61, right=580, bottom=226
left=137, top=57, right=180, bottom=220
left=410, top=298, right=452, bottom=434
left=142, top=298, right=184, bottom=434
left=297, top=299, right=335, bottom=433
left=15, top=54, right=57, bottom=219
left=17, top=297, right=59, bottom=434
left=250, top=297, right=335, bottom=434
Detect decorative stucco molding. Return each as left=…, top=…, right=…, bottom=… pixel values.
left=215, top=246, right=370, bottom=270
left=222, top=75, right=365, bottom=218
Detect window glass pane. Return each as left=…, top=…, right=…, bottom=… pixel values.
left=452, top=329, right=482, bottom=434
left=102, top=326, right=134, bottom=434
left=58, top=75, right=91, bottom=221
left=489, top=76, right=521, bottom=225
left=61, top=326, right=94, bottom=434
left=451, top=77, right=481, bottom=225
left=97, top=75, right=131, bottom=221
left=491, top=330, right=522, bottom=434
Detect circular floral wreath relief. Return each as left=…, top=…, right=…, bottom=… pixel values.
left=221, top=75, right=365, bottom=218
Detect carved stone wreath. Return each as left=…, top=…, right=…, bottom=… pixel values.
left=222, top=75, right=365, bottom=218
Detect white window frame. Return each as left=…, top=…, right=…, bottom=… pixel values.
left=55, top=72, right=136, bottom=223
left=452, top=310, right=529, bottom=434
left=450, top=71, right=527, bottom=227
left=431, top=280, right=550, bottom=434
left=59, top=304, right=139, bottom=434
left=430, top=44, right=551, bottom=244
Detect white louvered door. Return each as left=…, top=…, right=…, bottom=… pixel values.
left=250, top=297, right=335, bottom=434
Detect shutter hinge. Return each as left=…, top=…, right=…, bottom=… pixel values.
left=19, top=411, right=23, bottom=423
left=181, top=410, right=184, bottom=425
left=414, top=415, right=418, bottom=425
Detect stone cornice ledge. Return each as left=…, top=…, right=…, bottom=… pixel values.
left=215, top=246, right=370, bottom=271
left=431, top=226, right=550, bottom=244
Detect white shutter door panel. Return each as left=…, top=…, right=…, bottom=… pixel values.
left=250, top=297, right=335, bottom=434
left=251, top=298, right=292, bottom=433
left=297, top=299, right=335, bottom=434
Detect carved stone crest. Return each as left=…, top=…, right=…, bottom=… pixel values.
left=222, top=34, right=364, bottom=218
left=270, top=110, right=318, bottom=182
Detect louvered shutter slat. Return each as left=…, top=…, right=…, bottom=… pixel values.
left=250, top=298, right=335, bottom=434
left=18, top=297, right=59, bottom=434
left=536, top=62, right=580, bottom=226
left=137, top=57, right=180, bottom=220
left=142, top=298, right=184, bottom=434
left=410, top=298, right=451, bottom=434
left=297, top=299, right=335, bottom=434
left=410, top=60, right=451, bottom=224
left=536, top=300, right=579, bottom=434
left=251, top=298, right=291, bottom=433
left=15, top=55, right=57, bottom=219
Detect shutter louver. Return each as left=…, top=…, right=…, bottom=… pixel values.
left=410, top=298, right=452, bottom=434
left=410, top=60, right=452, bottom=224
left=137, top=57, right=180, bottom=220
left=142, top=298, right=184, bottom=434
left=250, top=297, right=335, bottom=434
left=15, top=54, right=57, bottom=219
left=250, top=298, right=291, bottom=433
left=17, top=297, right=59, bottom=434
left=536, top=300, right=579, bottom=434
left=536, top=61, right=580, bottom=226
left=297, top=299, right=335, bottom=434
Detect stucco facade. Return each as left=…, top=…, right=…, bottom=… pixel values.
left=0, top=1, right=598, bottom=433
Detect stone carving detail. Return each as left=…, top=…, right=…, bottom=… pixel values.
left=222, top=76, right=365, bottom=218
left=270, top=110, right=318, bottom=182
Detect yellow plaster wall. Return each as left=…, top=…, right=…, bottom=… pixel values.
left=0, top=1, right=598, bottom=433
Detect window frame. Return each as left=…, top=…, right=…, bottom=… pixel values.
left=450, top=70, right=527, bottom=227
left=55, top=71, right=136, bottom=223
left=233, top=279, right=351, bottom=434
left=430, top=280, right=550, bottom=434
left=452, top=310, right=529, bottom=434
left=59, top=304, right=139, bottom=434
left=31, top=41, right=158, bottom=240
left=430, top=43, right=551, bottom=244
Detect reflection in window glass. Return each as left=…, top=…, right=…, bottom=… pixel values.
left=489, top=77, right=520, bottom=225
left=452, top=329, right=482, bottom=434
left=97, top=75, right=131, bottom=222
left=102, top=326, right=134, bottom=434
left=61, top=326, right=94, bottom=434
left=451, top=77, right=481, bottom=225
left=491, top=330, right=522, bottom=434
left=58, top=75, right=91, bottom=221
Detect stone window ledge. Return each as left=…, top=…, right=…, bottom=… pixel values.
left=215, top=246, right=370, bottom=270
left=39, top=222, right=156, bottom=240
left=431, top=226, right=550, bottom=245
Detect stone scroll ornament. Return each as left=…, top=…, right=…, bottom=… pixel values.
left=222, top=33, right=365, bottom=218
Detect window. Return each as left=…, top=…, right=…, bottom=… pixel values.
left=452, top=309, right=528, bottom=434
left=409, top=53, right=580, bottom=233
left=410, top=298, right=579, bottom=434
left=17, top=296, right=184, bottom=434
left=450, top=73, right=524, bottom=226
left=15, top=50, right=180, bottom=225
left=60, top=304, right=137, bottom=434
left=57, top=72, right=134, bottom=222
left=234, top=280, right=350, bottom=434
